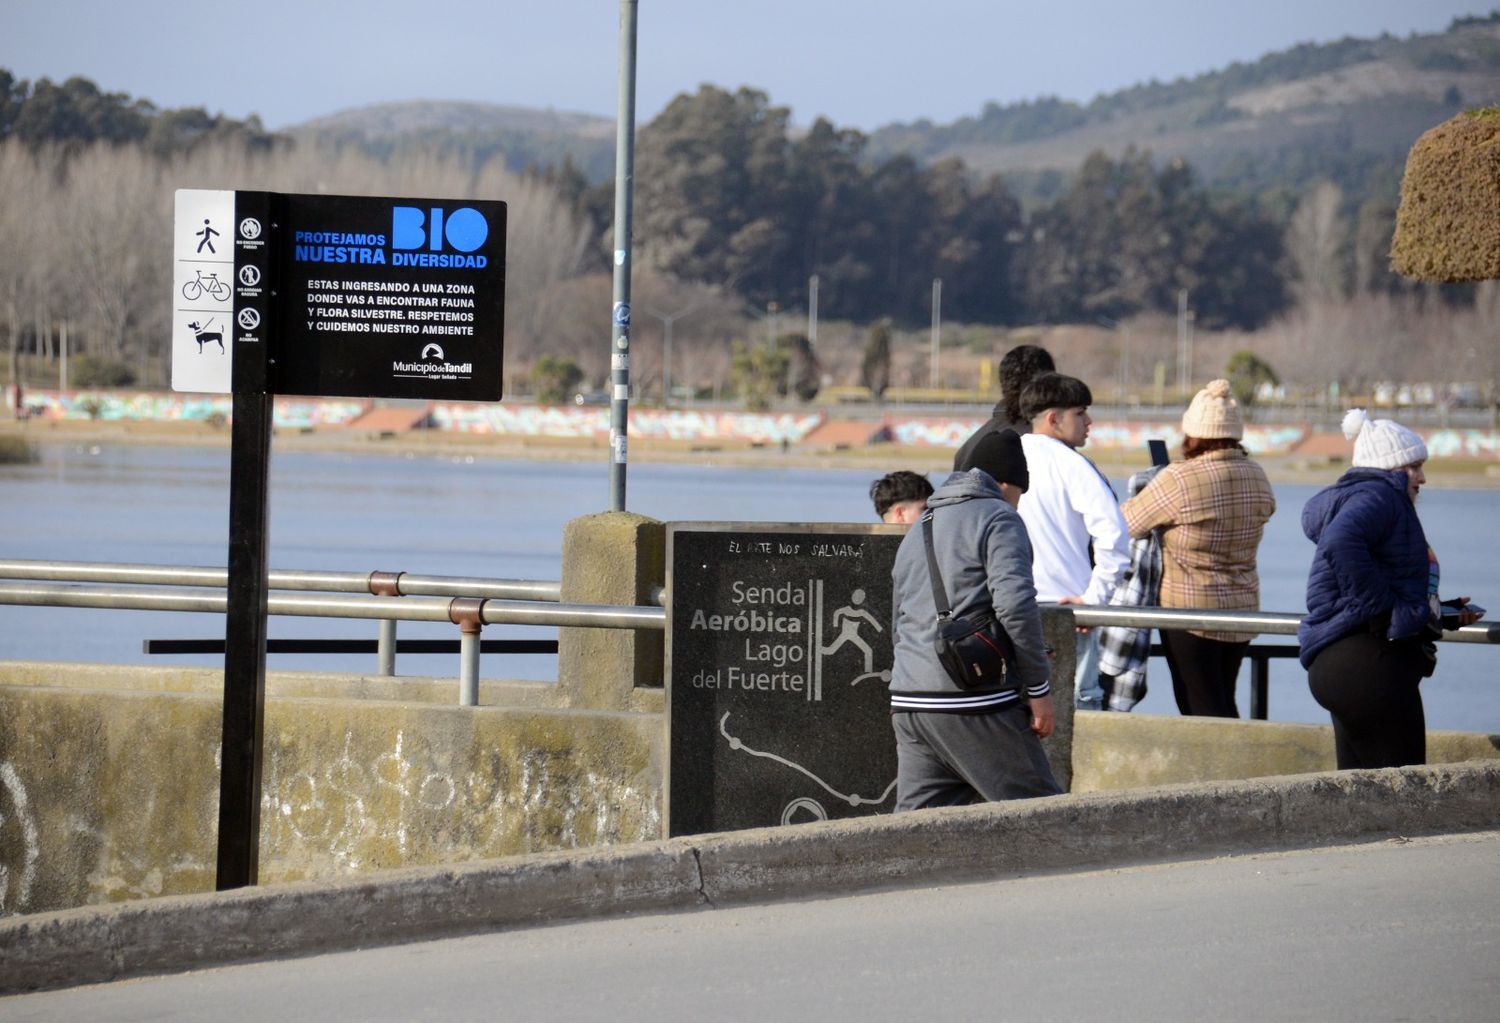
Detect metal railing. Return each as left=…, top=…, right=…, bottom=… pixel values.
left=0, top=559, right=664, bottom=706
left=0, top=559, right=563, bottom=601
left=2, top=560, right=1495, bottom=713
left=1067, top=605, right=1499, bottom=720
left=1068, top=605, right=1500, bottom=646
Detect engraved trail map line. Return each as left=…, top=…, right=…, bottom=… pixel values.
left=718, top=712, right=897, bottom=807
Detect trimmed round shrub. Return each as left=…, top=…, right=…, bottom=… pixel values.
left=1391, top=108, right=1500, bottom=283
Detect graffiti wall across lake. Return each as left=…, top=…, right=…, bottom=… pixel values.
left=12, top=389, right=1500, bottom=458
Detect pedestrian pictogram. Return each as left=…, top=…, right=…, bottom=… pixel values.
left=196, top=219, right=220, bottom=254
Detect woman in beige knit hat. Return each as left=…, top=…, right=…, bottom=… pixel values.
left=1120, top=380, right=1276, bottom=716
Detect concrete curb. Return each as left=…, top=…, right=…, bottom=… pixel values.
left=5, top=760, right=1499, bottom=995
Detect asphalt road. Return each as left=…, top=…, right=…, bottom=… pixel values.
left=7, top=831, right=1498, bottom=1022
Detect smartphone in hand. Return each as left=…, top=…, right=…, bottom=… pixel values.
left=1440, top=599, right=1485, bottom=629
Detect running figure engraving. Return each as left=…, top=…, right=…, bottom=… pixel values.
left=187, top=319, right=223, bottom=354
left=195, top=218, right=219, bottom=254
left=182, top=270, right=230, bottom=302
left=820, top=587, right=886, bottom=683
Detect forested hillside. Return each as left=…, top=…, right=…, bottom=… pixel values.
left=0, top=69, right=277, bottom=153
left=868, top=11, right=1500, bottom=207
left=2, top=12, right=1497, bottom=407
left=290, top=101, right=616, bottom=183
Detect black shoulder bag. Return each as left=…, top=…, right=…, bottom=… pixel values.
left=921, top=511, right=1018, bottom=691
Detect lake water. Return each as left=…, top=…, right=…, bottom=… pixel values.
left=3, top=441, right=1498, bottom=733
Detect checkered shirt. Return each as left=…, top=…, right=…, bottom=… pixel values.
left=1097, top=466, right=1164, bottom=711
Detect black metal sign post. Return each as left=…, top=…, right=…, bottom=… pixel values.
left=208, top=190, right=505, bottom=888
left=217, top=191, right=276, bottom=889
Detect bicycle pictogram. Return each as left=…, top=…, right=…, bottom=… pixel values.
left=182, top=269, right=230, bottom=302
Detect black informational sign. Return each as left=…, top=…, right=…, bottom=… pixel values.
left=665, top=523, right=903, bottom=837
left=200, top=188, right=504, bottom=888
left=267, top=193, right=507, bottom=400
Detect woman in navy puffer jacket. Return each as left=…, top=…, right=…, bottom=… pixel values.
left=1299, top=410, right=1480, bottom=769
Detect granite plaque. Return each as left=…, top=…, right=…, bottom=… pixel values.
left=666, top=523, right=904, bottom=837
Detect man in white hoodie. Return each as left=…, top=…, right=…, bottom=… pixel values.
left=1017, top=373, right=1130, bottom=711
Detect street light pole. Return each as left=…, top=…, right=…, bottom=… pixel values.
left=607, top=0, right=638, bottom=512
left=929, top=278, right=942, bottom=389
left=1099, top=315, right=1131, bottom=408
left=645, top=304, right=695, bottom=405
left=1176, top=289, right=1193, bottom=399
left=807, top=274, right=819, bottom=349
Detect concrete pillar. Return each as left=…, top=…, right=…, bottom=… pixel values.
left=557, top=511, right=665, bottom=710
left=1041, top=606, right=1077, bottom=791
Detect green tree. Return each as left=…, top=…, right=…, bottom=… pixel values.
left=778, top=332, right=822, bottom=402
left=1021, top=149, right=1288, bottom=329
left=783, top=118, right=879, bottom=318
left=0, top=70, right=24, bottom=138
left=937, top=170, right=1024, bottom=324
left=634, top=86, right=793, bottom=301
left=728, top=339, right=789, bottom=411
left=531, top=355, right=583, bottom=404
left=10, top=75, right=152, bottom=146
left=1225, top=351, right=1280, bottom=407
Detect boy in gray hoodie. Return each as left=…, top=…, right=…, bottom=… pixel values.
left=889, top=429, right=1061, bottom=809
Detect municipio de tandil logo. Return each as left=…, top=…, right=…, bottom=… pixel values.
left=393, top=341, right=472, bottom=381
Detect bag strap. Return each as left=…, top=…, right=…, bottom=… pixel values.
left=920, top=511, right=954, bottom=619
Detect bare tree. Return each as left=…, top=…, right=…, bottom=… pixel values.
left=54, top=145, right=173, bottom=382
left=1286, top=181, right=1349, bottom=305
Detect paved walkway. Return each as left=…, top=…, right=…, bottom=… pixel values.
left=8, top=831, right=1498, bottom=1021
left=5, top=760, right=1499, bottom=1000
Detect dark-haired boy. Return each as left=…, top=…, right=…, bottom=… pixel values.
left=953, top=344, right=1056, bottom=470
left=870, top=470, right=934, bottom=525
left=1017, top=373, right=1130, bottom=711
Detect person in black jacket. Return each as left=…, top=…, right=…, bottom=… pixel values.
left=953, top=344, right=1054, bottom=470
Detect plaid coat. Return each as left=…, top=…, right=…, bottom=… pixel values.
left=1122, top=447, right=1276, bottom=642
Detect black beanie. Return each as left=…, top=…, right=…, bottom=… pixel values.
left=960, top=428, right=1028, bottom=492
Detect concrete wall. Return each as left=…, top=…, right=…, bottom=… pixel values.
left=5, top=659, right=1498, bottom=918
left=0, top=664, right=664, bottom=917
left=1072, top=711, right=1500, bottom=791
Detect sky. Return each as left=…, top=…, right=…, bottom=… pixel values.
left=4, top=1, right=1496, bottom=132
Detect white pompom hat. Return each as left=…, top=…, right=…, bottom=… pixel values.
left=1342, top=408, right=1427, bottom=470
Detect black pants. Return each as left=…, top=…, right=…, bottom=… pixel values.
left=1307, top=631, right=1427, bottom=770
left=1161, top=629, right=1247, bottom=718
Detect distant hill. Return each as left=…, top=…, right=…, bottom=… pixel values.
left=288, top=100, right=616, bottom=180
left=282, top=14, right=1500, bottom=205
left=867, top=13, right=1500, bottom=203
